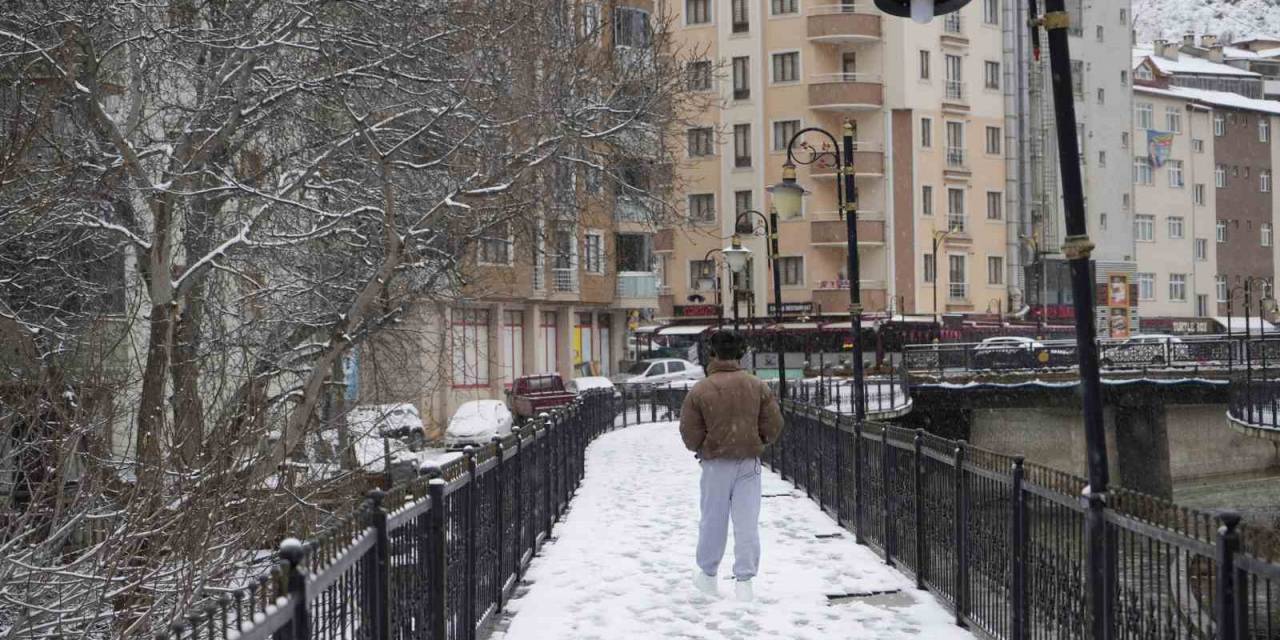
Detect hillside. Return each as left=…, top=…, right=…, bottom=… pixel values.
left=1133, top=0, right=1280, bottom=43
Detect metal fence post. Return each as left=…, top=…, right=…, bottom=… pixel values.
left=1216, top=511, right=1244, bottom=640
left=511, top=427, right=524, bottom=580
left=1083, top=490, right=1107, bottom=640
left=883, top=426, right=894, bottom=567
left=804, top=411, right=813, bottom=499
left=1010, top=457, right=1027, bottom=640
left=367, top=489, right=391, bottom=640
left=493, top=437, right=506, bottom=613
left=464, top=448, right=478, bottom=640
left=426, top=475, right=448, bottom=640
left=542, top=414, right=553, bottom=539
left=853, top=419, right=864, bottom=543
left=278, top=538, right=310, bottom=640
left=913, top=430, right=925, bottom=590
left=954, top=441, right=969, bottom=627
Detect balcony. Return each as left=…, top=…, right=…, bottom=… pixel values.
left=615, top=272, right=659, bottom=308
left=806, top=4, right=881, bottom=44
left=615, top=196, right=653, bottom=225
left=808, top=74, right=883, bottom=112
left=811, top=280, right=889, bottom=313
left=553, top=268, right=578, bottom=293
left=947, top=212, right=967, bottom=233
left=941, top=13, right=967, bottom=46
left=948, top=282, right=969, bottom=301
left=809, top=142, right=884, bottom=178
left=809, top=218, right=886, bottom=246
left=943, top=81, right=968, bottom=113
left=944, top=146, right=971, bottom=179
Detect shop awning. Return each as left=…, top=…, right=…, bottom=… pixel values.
left=1212, top=317, right=1280, bottom=333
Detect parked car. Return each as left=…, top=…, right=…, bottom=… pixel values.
left=446, top=400, right=514, bottom=450
left=970, top=337, right=1045, bottom=370
left=1099, top=334, right=1185, bottom=368
left=345, top=403, right=428, bottom=482
left=505, top=373, right=576, bottom=421
left=566, top=376, right=618, bottom=396
left=609, top=358, right=705, bottom=388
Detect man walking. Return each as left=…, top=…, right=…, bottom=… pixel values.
left=679, top=331, right=784, bottom=602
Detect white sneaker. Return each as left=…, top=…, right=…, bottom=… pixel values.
left=693, top=571, right=719, bottom=597
left=734, top=579, right=754, bottom=602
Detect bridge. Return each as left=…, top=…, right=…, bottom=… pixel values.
left=158, top=387, right=1280, bottom=640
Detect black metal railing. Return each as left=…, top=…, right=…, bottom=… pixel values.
left=766, top=400, right=1280, bottom=639
left=159, top=389, right=631, bottom=640
left=903, top=334, right=1263, bottom=376
left=1228, top=338, right=1280, bottom=431
left=774, top=364, right=911, bottom=415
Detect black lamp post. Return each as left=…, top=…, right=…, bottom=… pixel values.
left=702, top=247, right=727, bottom=329
left=771, top=121, right=864, bottom=422
left=931, top=228, right=954, bottom=331
left=735, top=208, right=788, bottom=397
left=871, top=0, right=1109, bottom=636
left=722, top=237, right=752, bottom=332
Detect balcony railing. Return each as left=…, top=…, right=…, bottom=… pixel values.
left=553, top=267, right=578, bottom=293
left=943, top=13, right=963, bottom=34
left=947, top=213, right=966, bottom=233
left=616, top=272, right=658, bottom=299
left=615, top=196, right=652, bottom=223
left=809, top=1, right=869, bottom=13
left=945, top=80, right=966, bottom=101
left=811, top=72, right=882, bottom=84
left=948, top=282, right=969, bottom=300
left=945, top=146, right=967, bottom=168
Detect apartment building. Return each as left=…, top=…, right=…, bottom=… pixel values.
left=1130, top=86, right=1217, bottom=319
left=659, top=0, right=1010, bottom=323
left=1133, top=43, right=1280, bottom=320
left=1008, top=0, right=1136, bottom=333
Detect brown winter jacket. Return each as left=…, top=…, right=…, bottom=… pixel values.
left=679, top=359, right=784, bottom=460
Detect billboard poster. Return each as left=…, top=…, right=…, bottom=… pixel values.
left=1107, top=273, right=1131, bottom=339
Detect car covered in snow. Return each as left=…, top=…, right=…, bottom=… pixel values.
left=446, top=400, right=515, bottom=450
left=566, top=376, right=618, bottom=397
left=970, top=336, right=1046, bottom=370
left=609, top=358, right=704, bottom=388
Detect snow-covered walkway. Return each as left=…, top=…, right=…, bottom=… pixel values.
left=495, top=422, right=973, bottom=640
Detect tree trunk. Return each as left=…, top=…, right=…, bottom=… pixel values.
left=135, top=303, right=172, bottom=475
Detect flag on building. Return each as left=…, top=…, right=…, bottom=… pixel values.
left=1147, top=130, right=1174, bottom=168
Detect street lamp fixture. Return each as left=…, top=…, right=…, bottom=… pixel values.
left=767, top=161, right=808, bottom=219
left=722, top=236, right=752, bottom=274
left=872, top=0, right=971, bottom=23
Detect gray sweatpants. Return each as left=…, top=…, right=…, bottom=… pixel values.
left=696, top=457, right=762, bottom=581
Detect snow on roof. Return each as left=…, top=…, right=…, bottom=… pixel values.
left=1135, top=84, right=1280, bottom=115
left=657, top=324, right=711, bottom=336
left=1133, top=45, right=1261, bottom=77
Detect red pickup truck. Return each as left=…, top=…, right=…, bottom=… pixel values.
left=506, top=374, right=576, bottom=421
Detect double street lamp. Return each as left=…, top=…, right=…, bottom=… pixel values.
left=930, top=228, right=955, bottom=331
left=701, top=242, right=753, bottom=331
left=726, top=208, right=788, bottom=398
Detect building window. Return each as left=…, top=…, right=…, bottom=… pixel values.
left=1071, top=60, right=1083, bottom=98
left=1265, top=223, right=1274, bottom=247
left=1135, top=102, right=1153, bottom=130
left=946, top=121, right=965, bottom=165
left=920, top=50, right=930, bottom=80
left=1193, top=138, right=1204, bottom=153
left=1121, top=131, right=1129, bottom=148
left=983, top=0, right=998, bottom=24
left=1215, top=165, right=1226, bottom=188
left=988, top=256, right=1004, bottom=285
left=922, top=185, right=934, bottom=216
left=921, top=117, right=932, bottom=148
left=1120, top=8, right=1127, bottom=23
left=687, top=127, right=714, bottom=156
left=773, top=119, right=799, bottom=152
left=986, top=191, right=1002, bottom=220
left=1097, top=25, right=1104, bottom=41
left=1168, top=216, right=1184, bottom=239
left=1122, top=193, right=1130, bottom=209
left=1217, top=275, right=1228, bottom=302
left=772, top=52, right=799, bottom=83
left=1166, top=107, right=1182, bottom=133
left=947, top=188, right=966, bottom=232
left=1137, top=273, right=1155, bottom=300
left=614, top=7, right=651, bottom=47
left=1195, top=238, right=1208, bottom=261
left=1168, top=160, right=1184, bottom=188
left=687, top=60, right=712, bottom=91
left=1135, top=214, right=1154, bottom=241
left=984, top=61, right=1000, bottom=89
left=451, top=308, right=491, bottom=388
left=1262, top=117, right=1271, bottom=142
left=689, top=260, right=716, bottom=290
left=478, top=222, right=512, bottom=265
left=1121, top=70, right=1128, bottom=86
left=584, top=232, right=604, bottom=274
left=731, top=0, right=749, bottom=31
left=734, top=190, right=753, bottom=228
left=771, top=0, right=798, bottom=15
left=986, top=126, right=1001, bottom=154
left=1100, top=213, right=1107, bottom=229
left=733, top=123, right=752, bottom=167
left=689, top=193, right=715, bottom=223
left=923, top=253, right=936, bottom=283
left=1217, top=219, right=1227, bottom=242
left=1198, top=293, right=1209, bottom=317
left=1194, top=183, right=1206, bottom=205
left=945, top=54, right=963, bottom=99
left=500, top=310, right=525, bottom=386
left=948, top=255, right=968, bottom=300
left=732, top=56, right=750, bottom=99
left=1263, top=170, right=1272, bottom=193
left=686, top=0, right=710, bottom=24
left=778, top=256, right=804, bottom=286
left=1097, top=88, right=1105, bottom=104
left=1098, top=151, right=1106, bottom=166
left=1135, top=64, right=1153, bottom=81
left=1169, top=274, right=1187, bottom=301
left=1214, top=113, right=1225, bottom=136
left=579, top=3, right=601, bottom=40
left=1133, top=156, right=1153, bottom=185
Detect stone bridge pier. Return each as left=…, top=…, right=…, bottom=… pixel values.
left=903, top=380, right=1280, bottom=500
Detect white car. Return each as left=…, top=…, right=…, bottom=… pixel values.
left=609, top=358, right=705, bottom=387
left=345, top=403, right=426, bottom=471
left=566, top=376, right=617, bottom=395
left=971, top=336, right=1046, bottom=369
left=446, top=400, right=514, bottom=450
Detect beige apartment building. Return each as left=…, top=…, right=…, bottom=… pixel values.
left=658, top=0, right=1009, bottom=323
